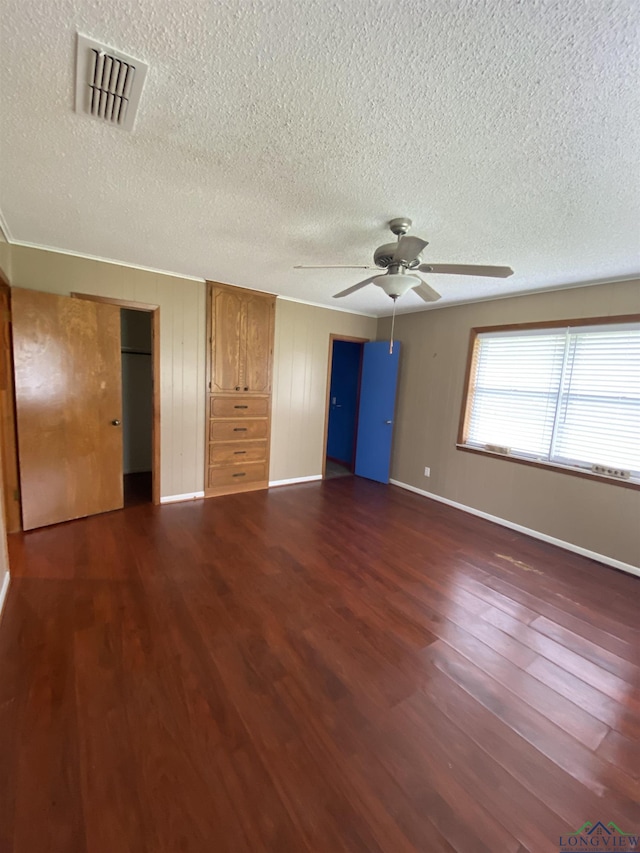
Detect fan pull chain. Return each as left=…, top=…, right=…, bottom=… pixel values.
left=389, top=296, right=397, bottom=354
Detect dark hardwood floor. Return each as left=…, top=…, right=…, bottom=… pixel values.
left=0, top=478, right=638, bottom=852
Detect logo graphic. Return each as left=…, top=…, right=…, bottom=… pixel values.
left=559, top=821, right=639, bottom=851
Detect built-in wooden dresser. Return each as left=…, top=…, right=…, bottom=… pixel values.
left=205, top=282, right=275, bottom=497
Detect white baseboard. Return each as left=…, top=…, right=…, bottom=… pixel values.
left=161, top=477, right=324, bottom=501
left=269, top=475, right=323, bottom=488
left=389, top=479, right=640, bottom=578
left=160, top=491, right=205, bottom=504
left=0, top=571, right=10, bottom=621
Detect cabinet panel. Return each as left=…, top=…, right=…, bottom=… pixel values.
left=244, top=295, right=274, bottom=393
left=208, top=461, right=268, bottom=489
left=211, top=288, right=244, bottom=392
left=209, top=419, right=269, bottom=442
left=211, top=396, right=269, bottom=418
left=209, top=440, right=267, bottom=466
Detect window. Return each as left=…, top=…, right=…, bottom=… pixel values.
left=458, top=316, right=640, bottom=487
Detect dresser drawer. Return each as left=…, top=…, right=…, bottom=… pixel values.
left=209, top=419, right=268, bottom=441
left=208, top=461, right=268, bottom=489
left=211, top=396, right=269, bottom=418
left=209, top=440, right=267, bottom=466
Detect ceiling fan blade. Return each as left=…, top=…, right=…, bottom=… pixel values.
left=418, top=263, right=514, bottom=278
left=392, top=236, right=429, bottom=264
left=333, top=276, right=379, bottom=298
left=294, top=264, right=378, bottom=270
left=413, top=280, right=441, bottom=303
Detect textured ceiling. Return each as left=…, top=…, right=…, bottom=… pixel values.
left=1, top=0, right=639, bottom=317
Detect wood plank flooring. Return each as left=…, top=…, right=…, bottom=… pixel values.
left=0, top=477, right=638, bottom=852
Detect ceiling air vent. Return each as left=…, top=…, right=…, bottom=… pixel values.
left=75, top=34, right=148, bottom=131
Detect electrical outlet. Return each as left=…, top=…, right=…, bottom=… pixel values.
left=424, top=467, right=430, bottom=477
left=592, top=464, right=631, bottom=479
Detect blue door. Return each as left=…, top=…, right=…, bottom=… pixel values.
left=354, top=341, right=401, bottom=483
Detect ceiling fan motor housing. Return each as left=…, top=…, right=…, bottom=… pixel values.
left=374, top=242, right=421, bottom=269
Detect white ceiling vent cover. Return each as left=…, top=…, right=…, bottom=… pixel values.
left=75, top=34, right=148, bottom=131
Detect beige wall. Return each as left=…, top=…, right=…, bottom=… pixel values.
left=9, top=246, right=207, bottom=499
left=270, top=299, right=377, bottom=481
left=378, top=280, right=640, bottom=567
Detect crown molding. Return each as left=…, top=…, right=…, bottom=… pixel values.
left=4, top=238, right=378, bottom=316
left=277, top=295, right=377, bottom=318
left=17, top=236, right=632, bottom=320
left=380, top=272, right=640, bottom=317
left=8, top=239, right=206, bottom=283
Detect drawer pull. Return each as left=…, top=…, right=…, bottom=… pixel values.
left=232, top=472, right=246, bottom=478
left=233, top=427, right=247, bottom=432
left=234, top=450, right=247, bottom=455
left=234, top=405, right=248, bottom=409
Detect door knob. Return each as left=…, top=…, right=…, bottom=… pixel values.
left=385, top=420, right=393, bottom=424
left=111, top=419, right=121, bottom=426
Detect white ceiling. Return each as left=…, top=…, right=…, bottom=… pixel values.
left=1, top=0, right=639, bottom=317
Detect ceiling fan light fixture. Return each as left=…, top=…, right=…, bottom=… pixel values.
left=374, top=274, right=418, bottom=299
left=299, top=218, right=514, bottom=304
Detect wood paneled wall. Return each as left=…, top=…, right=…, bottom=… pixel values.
left=9, top=247, right=206, bottom=500
left=377, top=279, right=640, bottom=568
left=270, top=299, right=377, bottom=482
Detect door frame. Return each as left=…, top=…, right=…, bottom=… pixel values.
left=71, top=292, right=161, bottom=505
left=322, top=334, right=369, bottom=479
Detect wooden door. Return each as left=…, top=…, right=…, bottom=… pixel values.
left=244, top=293, right=274, bottom=393
left=211, top=287, right=244, bottom=392
left=0, top=282, right=21, bottom=532
left=12, top=289, right=123, bottom=530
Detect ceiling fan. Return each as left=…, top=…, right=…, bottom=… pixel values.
left=294, top=217, right=514, bottom=303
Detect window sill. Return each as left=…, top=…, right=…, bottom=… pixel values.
left=455, top=444, right=640, bottom=491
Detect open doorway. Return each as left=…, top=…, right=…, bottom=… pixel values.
left=323, top=336, right=402, bottom=485
left=71, top=291, right=161, bottom=507
left=323, top=335, right=367, bottom=479
left=121, top=308, right=153, bottom=506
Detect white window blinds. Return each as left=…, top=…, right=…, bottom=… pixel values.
left=464, top=322, right=640, bottom=481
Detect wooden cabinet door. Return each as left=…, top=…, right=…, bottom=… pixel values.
left=244, top=293, right=274, bottom=393
left=211, top=287, right=245, bottom=392
left=12, top=289, right=123, bottom=530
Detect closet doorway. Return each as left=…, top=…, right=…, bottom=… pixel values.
left=121, top=308, right=153, bottom=505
